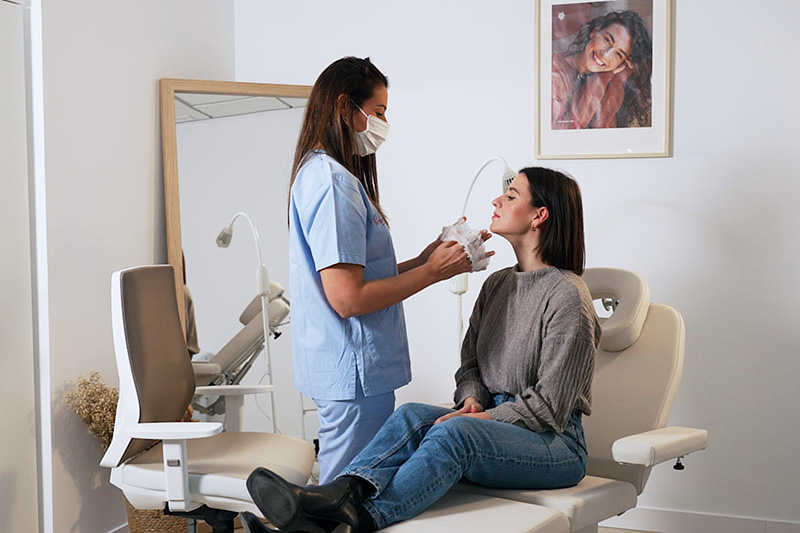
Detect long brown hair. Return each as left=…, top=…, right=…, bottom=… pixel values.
left=521, top=167, right=586, bottom=275
left=290, top=57, right=389, bottom=221
left=568, top=10, right=653, bottom=127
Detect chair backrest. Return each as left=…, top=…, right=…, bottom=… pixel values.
left=100, top=265, right=196, bottom=468
left=581, top=268, right=685, bottom=494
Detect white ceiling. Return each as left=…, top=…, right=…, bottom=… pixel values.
left=174, top=94, right=307, bottom=123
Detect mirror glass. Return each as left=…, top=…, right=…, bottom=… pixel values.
left=161, top=79, right=312, bottom=436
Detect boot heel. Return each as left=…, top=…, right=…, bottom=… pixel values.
left=288, top=514, right=330, bottom=533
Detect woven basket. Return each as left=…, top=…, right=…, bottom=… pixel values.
left=124, top=500, right=187, bottom=533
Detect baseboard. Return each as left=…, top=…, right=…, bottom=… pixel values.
left=601, top=506, right=800, bottom=533
left=107, top=523, right=127, bottom=533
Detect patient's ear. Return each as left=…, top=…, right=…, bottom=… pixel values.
left=532, top=206, right=549, bottom=230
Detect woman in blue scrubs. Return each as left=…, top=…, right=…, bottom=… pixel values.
left=289, top=56, right=482, bottom=484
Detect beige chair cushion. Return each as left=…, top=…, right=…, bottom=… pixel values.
left=191, top=361, right=223, bottom=386
left=383, top=491, right=569, bottom=533
left=584, top=303, right=685, bottom=493
left=453, top=476, right=636, bottom=532
left=582, top=267, right=649, bottom=352
left=120, top=431, right=314, bottom=505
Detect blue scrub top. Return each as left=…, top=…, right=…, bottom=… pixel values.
left=289, top=151, right=411, bottom=401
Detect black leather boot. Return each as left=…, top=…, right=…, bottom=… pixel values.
left=239, top=511, right=268, bottom=533
left=246, top=467, right=376, bottom=533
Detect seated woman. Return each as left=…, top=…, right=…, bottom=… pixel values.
left=242, top=166, right=601, bottom=533
left=552, top=10, right=652, bottom=129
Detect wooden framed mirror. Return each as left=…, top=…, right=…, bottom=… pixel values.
left=160, top=78, right=311, bottom=330
left=159, top=78, right=312, bottom=434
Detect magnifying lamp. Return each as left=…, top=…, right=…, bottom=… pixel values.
left=450, top=157, right=516, bottom=297
left=448, top=157, right=515, bottom=344
left=216, top=211, right=276, bottom=427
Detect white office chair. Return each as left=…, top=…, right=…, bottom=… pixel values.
left=451, top=267, right=708, bottom=533
left=100, top=265, right=315, bottom=532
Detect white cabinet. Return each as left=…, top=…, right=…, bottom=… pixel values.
left=0, top=1, right=39, bottom=530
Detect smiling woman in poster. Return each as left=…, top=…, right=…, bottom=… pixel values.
left=552, top=8, right=653, bottom=130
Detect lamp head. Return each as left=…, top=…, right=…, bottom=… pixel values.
left=502, top=164, right=517, bottom=192
left=216, top=224, right=234, bottom=248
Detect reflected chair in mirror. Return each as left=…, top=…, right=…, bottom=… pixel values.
left=448, top=267, right=708, bottom=533
left=100, top=265, right=315, bottom=532
left=191, top=285, right=290, bottom=431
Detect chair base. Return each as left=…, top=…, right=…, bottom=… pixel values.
left=165, top=504, right=237, bottom=533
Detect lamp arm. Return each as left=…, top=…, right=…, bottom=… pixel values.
left=228, top=212, right=265, bottom=267
left=461, top=157, right=503, bottom=217
left=453, top=156, right=515, bottom=360
left=223, top=211, right=277, bottom=431
left=460, top=157, right=515, bottom=217
left=228, top=212, right=270, bottom=297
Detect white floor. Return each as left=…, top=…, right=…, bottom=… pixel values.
left=231, top=525, right=649, bottom=532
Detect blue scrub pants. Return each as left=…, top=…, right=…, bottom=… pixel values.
left=314, top=381, right=395, bottom=484
left=341, top=402, right=587, bottom=529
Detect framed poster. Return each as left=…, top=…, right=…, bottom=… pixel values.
left=535, top=0, right=672, bottom=159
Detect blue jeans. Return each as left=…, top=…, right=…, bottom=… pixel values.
left=341, top=402, right=587, bottom=529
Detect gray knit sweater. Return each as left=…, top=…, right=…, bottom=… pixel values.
left=454, top=266, right=601, bottom=433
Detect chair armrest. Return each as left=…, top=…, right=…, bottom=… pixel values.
left=125, top=422, right=222, bottom=513
left=612, top=427, right=708, bottom=467
left=127, top=422, right=222, bottom=440
left=194, top=384, right=274, bottom=396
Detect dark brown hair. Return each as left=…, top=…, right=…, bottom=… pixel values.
left=520, top=167, right=585, bottom=275
left=290, top=56, right=389, bottom=221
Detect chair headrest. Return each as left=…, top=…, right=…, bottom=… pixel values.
left=582, top=267, right=650, bottom=352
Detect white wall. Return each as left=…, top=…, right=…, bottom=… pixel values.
left=39, top=1, right=234, bottom=530
left=1, top=1, right=39, bottom=531
left=235, top=0, right=800, bottom=528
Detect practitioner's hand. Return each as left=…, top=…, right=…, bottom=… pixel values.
left=466, top=217, right=495, bottom=265
left=417, top=236, right=444, bottom=264
left=425, top=241, right=472, bottom=281
left=461, top=216, right=494, bottom=244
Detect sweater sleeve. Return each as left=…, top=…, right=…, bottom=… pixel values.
left=452, top=276, right=495, bottom=409
left=488, top=289, right=597, bottom=433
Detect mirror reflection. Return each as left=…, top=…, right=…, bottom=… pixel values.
left=161, top=79, right=311, bottom=437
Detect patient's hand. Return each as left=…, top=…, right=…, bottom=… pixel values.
left=434, top=410, right=492, bottom=424
left=434, top=397, right=491, bottom=424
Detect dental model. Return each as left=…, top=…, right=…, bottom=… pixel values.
left=440, top=218, right=491, bottom=272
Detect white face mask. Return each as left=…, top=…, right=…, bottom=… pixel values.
left=354, top=106, right=389, bottom=156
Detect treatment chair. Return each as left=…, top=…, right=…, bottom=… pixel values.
left=191, top=286, right=290, bottom=431
left=100, top=265, right=315, bottom=532
left=451, top=267, right=708, bottom=533
left=191, top=286, right=290, bottom=388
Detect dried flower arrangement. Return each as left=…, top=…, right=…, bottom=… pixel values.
left=66, top=371, right=188, bottom=532
left=65, top=371, right=118, bottom=450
